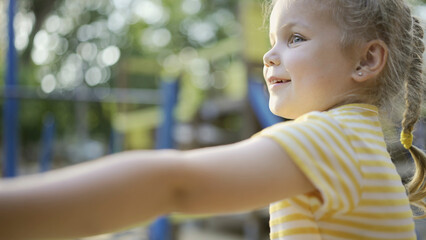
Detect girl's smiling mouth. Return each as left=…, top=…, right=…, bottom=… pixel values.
left=267, top=76, right=291, bottom=88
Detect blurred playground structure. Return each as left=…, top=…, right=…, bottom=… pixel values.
left=1, top=0, right=426, bottom=239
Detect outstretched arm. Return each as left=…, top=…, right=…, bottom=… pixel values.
left=0, top=137, right=315, bottom=239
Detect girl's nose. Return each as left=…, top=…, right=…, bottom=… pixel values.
left=263, top=50, right=281, bottom=67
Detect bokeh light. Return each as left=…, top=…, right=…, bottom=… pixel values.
left=58, top=54, right=84, bottom=89
left=77, top=42, right=98, bottom=62
left=99, top=45, right=120, bottom=67
left=187, top=21, right=217, bottom=44
left=85, top=66, right=103, bottom=86
left=41, top=74, right=57, bottom=93
left=14, top=12, right=35, bottom=51
left=181, top=0, right=202, bottom=15
left=133, top=0, right=165, bottom=25
left=45, top=15, right=61, bottom=33
left=107, top=10, right=127, bottom=33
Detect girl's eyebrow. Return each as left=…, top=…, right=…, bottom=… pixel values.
left=270, top=20, right=310, bottom=35
left=279, top=21, right=309, bottom=31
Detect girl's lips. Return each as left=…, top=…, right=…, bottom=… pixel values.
left=267, top=76, right=291, bottom=85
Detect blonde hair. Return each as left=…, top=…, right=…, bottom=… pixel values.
left=266, top=0, right=426, bottom=218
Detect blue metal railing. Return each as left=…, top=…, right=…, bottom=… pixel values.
left=248, top=78, right=282, bottom=128
left=39, top=114, right=55, bottom=172
left=3, top=0, right=19, bottom=178
left=150, top=80, right=179, bottom=240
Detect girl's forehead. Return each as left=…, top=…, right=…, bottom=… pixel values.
left=272, top=0, right=329, bottom=15
left=270, top=0, right=333, bottom=30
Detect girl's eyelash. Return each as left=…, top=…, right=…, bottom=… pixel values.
left=268, top=33, right=305, bottom=48
left=288, top=34, right=305, bottom=45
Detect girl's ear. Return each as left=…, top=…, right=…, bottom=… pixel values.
left=352, top=40, right=388, bottom=82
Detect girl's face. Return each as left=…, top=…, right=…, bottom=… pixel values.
left=263, top=0, right=359, bottom=119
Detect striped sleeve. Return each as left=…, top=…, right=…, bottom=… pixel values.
left=256, top=112, right=363, bottom=218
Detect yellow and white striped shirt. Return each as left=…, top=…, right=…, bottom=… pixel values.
left=256, top=104, right=416, bottom=240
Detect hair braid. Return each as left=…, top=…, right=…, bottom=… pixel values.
left=403, top=17, right=426, bottom=218
left=402, top=17, right=424, bottom=135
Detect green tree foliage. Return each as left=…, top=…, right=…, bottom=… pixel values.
left=2, top=0, right=248, bottom=163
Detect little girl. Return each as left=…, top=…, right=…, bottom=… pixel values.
left=1, top=0, right=426, bottom=239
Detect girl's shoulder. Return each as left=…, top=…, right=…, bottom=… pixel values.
left=254, top=103, right=380, bottom=141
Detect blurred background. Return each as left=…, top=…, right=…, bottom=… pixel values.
left=1, top=0, right=426, bottom=239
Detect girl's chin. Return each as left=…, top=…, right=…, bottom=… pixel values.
left=269, top=105, right=295, bottom=119
left=269, top=103, right=305, bottom=120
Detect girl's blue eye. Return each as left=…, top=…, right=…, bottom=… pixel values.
left=289, top=34, right=305, bottom=45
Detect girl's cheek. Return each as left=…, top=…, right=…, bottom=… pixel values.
left=283, top=52, right=303, bottom=74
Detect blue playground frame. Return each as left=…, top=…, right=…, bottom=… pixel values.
left=3, top=0, right=18, bottom=178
